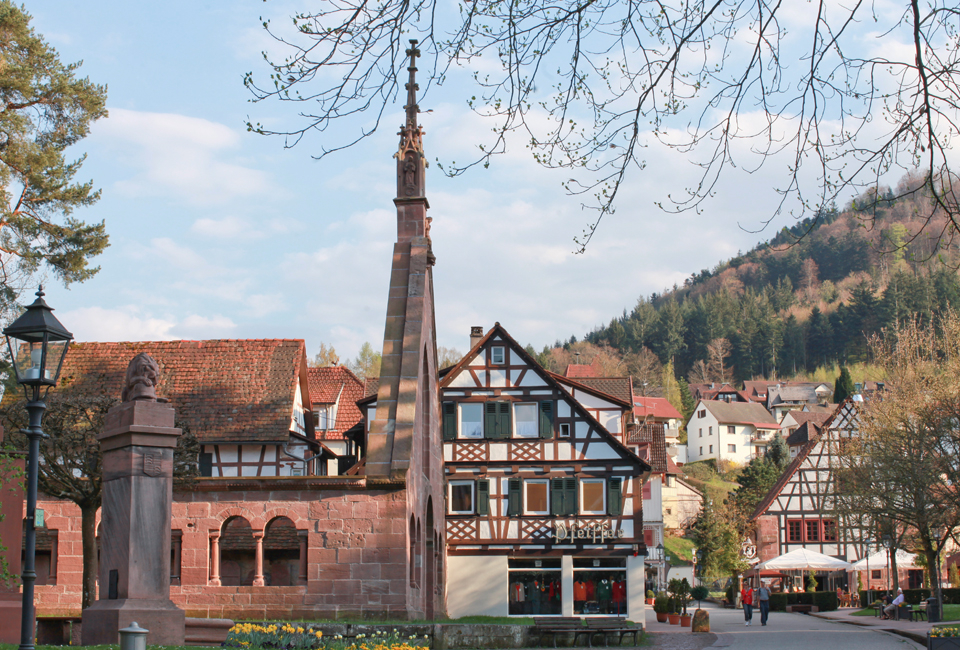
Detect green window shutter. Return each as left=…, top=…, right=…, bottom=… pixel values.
left=477, top=479, right=490, bottom=515
left=507, top=478, right=522, bottom=516
left=608, top=478, right=623, bottom=515
left=485, top=402, right=498, bottom=439
left=442, top=402, right=456, bottom=441
left=550, top=478, right=563, bottom=515
left=539, top=401, right=554, bottom=439
left=564, top=478, right=578, bottom=515
left=498, top=401, right=512, bottom=439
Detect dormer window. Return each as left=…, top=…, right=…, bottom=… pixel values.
left=491, top=346, right=505, bottom=364
left=315, top=406, right=331, bottom=430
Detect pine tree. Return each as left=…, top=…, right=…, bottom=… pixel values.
left=834, top=366, right=855, bottom=404
left=765, top=432, right=790, bottom=471
left=0, top=2, right=109, bottom=310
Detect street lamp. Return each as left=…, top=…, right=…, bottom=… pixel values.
left=882, top=535, right=892, bottom=599
left=657, top=543, right=665, bottom=592
left=933, top=529, right=944, bottom=623
left=4, top=287, right=72, bottom=650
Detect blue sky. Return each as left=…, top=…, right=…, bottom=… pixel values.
left=25, top=1, right=884, bottom=360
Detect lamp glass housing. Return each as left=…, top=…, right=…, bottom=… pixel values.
left=3, top=287, right=73, bottom=398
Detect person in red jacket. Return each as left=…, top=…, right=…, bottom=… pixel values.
left=741, top=583, right=754, bottom=626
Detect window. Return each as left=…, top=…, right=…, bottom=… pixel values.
left=573, top=557, right=626, bottom=616
left=559, top=423, right=571, bottom=438
left=727, top=425, right=735, bottom=434
left=823, top=519, right=838, bottom=542
left=485, top=402, right=512, bottom=439
left=805, top=520, right=821, bottom=542
left=449, top=481, right=475, bottom=514
left=460, top=403, right=484, bottom=439
left=709, top=445, right=713, bottom=453
left=708, top=426, right=713, bottom=436
left=492, top=346, right=505, bottom=364
left=525, top=480, right=549, bottom=515
left=315, top=407, right=330, bottom=430
left=698, top=409, right=706, bottom=418
left=788, top=520, right=803, bottom=542
left=514, top=403, right=539, bottom=437
left=728, top=444, right=736, bottom=453
left=699, top=428, right=702, bottom=437
left=872, top=570, right=882, bottom=580
left=699, top=446, right=703, bottom=455
left=665, top=475, right=674, bottom=487
left=550, top=478, right=577, bottom=515
left=665, top=508, right=672, bottom=515
left=581, top=479, right=605, bottom=515
left=509, top=558, right=561, bottom=616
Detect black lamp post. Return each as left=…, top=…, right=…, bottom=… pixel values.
left=4, top=287, right=72, bottom=650
left=657, top=543, right=665, bottom=592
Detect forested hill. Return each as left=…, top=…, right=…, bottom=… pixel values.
left=572, top=175, right=960, bottom=384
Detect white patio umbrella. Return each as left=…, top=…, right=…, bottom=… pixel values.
left=851, top=549, right=921, bottom=570
left=756, top=548, right=852, bottom=571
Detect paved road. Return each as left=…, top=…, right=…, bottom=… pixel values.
left=648, top=603, right=924, bottom=650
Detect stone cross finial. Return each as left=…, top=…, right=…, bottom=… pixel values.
left=121, top=353, right=160, bottom=402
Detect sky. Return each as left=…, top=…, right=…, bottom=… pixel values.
left=23, top=1, right=902, bottom=361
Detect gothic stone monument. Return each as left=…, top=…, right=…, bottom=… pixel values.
left=81, top=353, right=185, bottom=645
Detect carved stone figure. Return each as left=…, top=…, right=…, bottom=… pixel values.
left=121, top=352, right=160, bottom=402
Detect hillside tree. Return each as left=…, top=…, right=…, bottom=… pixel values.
left=0, top=2, right=109, bottom=315
left=309, top=342, right=339, bottom=367
left=244, top=0, right=960, bottom=250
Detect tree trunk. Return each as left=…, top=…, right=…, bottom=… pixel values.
left=890, top=548, right=899, bottom=593
left=80, top=502, right=99, bottom=610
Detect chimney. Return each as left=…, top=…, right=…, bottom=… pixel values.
left=470, top=326, right=484, bottom=350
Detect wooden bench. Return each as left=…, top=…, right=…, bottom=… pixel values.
left=532, top=617, right=584, bottom=647
left=582, top=617, right=640, bottom=647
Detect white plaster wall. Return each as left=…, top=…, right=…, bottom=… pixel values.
left=627, top=555, right=646, bottom=624
left=446, top=555, right=509, bottom=618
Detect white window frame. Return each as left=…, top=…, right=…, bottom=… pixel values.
left=728, top=444, right=736, bottom=453
left=316, top=406, right=330, bottom=430
left=491, top=346, right=506, bottom=364
left=559, top=423, right=571, bottom=438
left=459, top=403, right=484, bottom=439
left=449, top=480, right=475, bottom=515
left=514, top=402, right=539, bottom=438
left=524, top=479, right=550, bottom=515
left=580, top=479, right=606, bottom=515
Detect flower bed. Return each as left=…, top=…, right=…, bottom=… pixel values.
left=226, top=624, right=431, bottom=650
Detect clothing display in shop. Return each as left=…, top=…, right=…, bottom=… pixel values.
left=509, top=575, right=561, bottom=615
left=573, top=573, right=627, bottom=615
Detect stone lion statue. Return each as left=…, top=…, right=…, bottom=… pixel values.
left=121, top=352, right=161, bottom=402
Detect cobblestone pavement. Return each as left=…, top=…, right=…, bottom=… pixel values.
left=645, top=602, right=923, bottom=650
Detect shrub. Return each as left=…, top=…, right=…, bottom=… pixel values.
left=654, top=594, right=669, bottom=614
left=767, top=591, right=838, bottom=612
left=647, top=589, right=655, bottom=599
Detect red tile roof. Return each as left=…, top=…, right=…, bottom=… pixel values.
left=307, top=366, right=365, bottom=441
left=565, top=362, right=600, bottom=378
left=633, top=396, right=683, bottom=421
left=783, top=410, right=833, bottom=428
left=627, top=422, right=668, bottom=473
left=551, top=374, right=633, bottom=406
left=57, top=340, right=308, bottom=444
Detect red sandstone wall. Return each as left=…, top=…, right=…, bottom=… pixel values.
left=755, top=516, right=780, bottom=564
left=28, top=499, right=99, bottom=616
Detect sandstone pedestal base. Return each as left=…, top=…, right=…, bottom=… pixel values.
left=0, top=597, right=23, bottom=643
left=691, top=609, right=710, bottom=633
left=81, top=598, right=185, bottom=646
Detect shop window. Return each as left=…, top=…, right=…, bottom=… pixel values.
left=823, top=519, right=838, bottom=542
left=460, top=403, right=483, bottom=439
left=263, top=516, right=300, bottom=586
left=573, top=557, right=627, bottom=615
left=581, top=479, right=605, bottom=515
left=805, top=520, right=821, bottom=542
left=514, top=403, right=538, bottom=438
left=508, top=558, right=561, bottom=616
left=525, top=480, right=549, bottom=515
left=450, top=480, right=475, bottom=514
left=787, top=520, right=803, bottom=542
left=492, top=346, right=505, bottom=364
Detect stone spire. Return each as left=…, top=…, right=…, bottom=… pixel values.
left=396, top=40, right=426, bottom=201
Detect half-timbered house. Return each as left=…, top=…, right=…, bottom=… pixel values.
left=434, top=323, right=651, bottom=620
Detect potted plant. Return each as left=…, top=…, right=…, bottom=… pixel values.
left=929, top=625, right=960, bottom=649
left=646, top=589, right=656, bottom=606
left=653, top=594, right=669, bottom=623
left=667, top=596, right=681, bottom=625
left=667, top=579, right=682, bottom=624
left=690, top=585, right=711, bottom=632
left=678, top=578, right=693, bottom=627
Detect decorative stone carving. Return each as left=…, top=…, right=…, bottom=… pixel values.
left=121, top=352, right=161, bottom=402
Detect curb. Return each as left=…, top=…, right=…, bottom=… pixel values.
left=809, top=613, right=926, bottom=646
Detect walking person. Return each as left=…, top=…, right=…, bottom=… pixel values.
left=742, top=582, right=754, bottom=626
left=757, top=581, right=771, bottom=626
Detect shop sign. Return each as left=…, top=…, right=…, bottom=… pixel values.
left=741, top=536, right=757, bottom=559
left=553, top=521, right=625, bottom=543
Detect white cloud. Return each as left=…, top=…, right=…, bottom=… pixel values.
left=61, top=306, right=178, bottom=342
left=93, top=108, right=273, bottom=205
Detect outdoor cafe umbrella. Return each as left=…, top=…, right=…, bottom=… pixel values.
left=756, top=548, right=852, bottom=571
left=850, top=549, right=920, bottom=570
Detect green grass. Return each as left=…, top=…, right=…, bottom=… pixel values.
left=664, top=536, right=696, bottom=565
left=852, top=604, right=960, bottom=621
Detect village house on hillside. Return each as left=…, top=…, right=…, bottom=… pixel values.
left=685, top=400, right=780, bottom=465
left=430, top=323, right=651, bottom=619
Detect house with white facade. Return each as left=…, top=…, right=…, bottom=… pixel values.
left=686, top=400, right=780, bottom=465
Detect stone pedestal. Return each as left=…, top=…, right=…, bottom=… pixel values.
left=81, top=400, right=185, bottom=646
left=0, top=449, right=25, bottom=643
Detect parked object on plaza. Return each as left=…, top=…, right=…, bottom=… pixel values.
left=81, top=354, right=185, bottom=646
left=691, top=609, right=710, bottom=633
